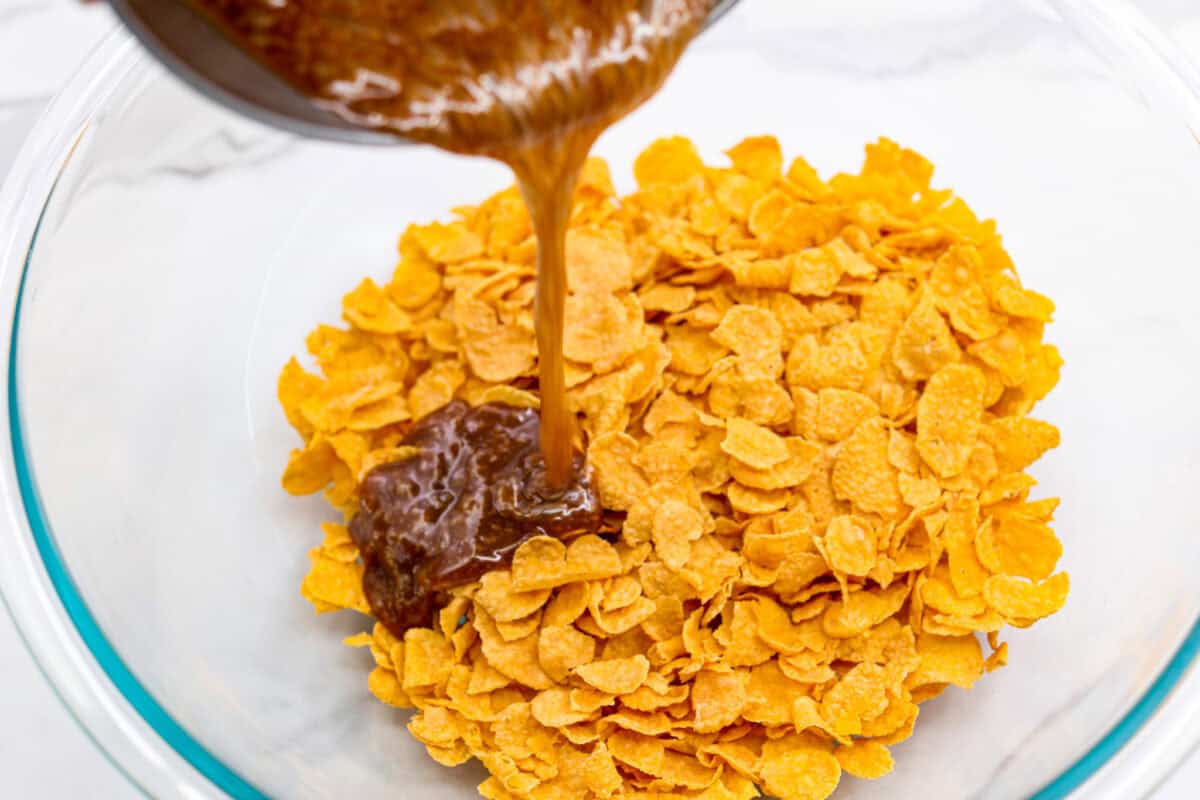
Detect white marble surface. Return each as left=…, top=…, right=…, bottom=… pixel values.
left=1, top=0, right=1200, bottom=797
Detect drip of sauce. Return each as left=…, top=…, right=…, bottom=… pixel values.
left=195, top=0, right=711, bottom=633
left=349, top=401, right=600, bottom=635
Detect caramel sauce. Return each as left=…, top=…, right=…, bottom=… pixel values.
left=349, top=401, right=600, bottom=634
left=198, top=0, right=712, bottom=633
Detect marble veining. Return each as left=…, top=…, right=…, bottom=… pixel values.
left=968, top=652, right=1125, bottom=799
left=82, top=126, right=297, bottom=191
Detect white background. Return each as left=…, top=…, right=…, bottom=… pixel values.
left=0, top=0, right=1198, bottom=796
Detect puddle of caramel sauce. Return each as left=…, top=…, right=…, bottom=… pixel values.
left=349, top=401, right=601, bottom=634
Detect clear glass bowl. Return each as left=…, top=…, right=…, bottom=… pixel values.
left=3, top=1, right=1200, bottom=797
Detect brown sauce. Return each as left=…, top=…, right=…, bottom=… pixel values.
left=349, top=401, right=600, bottom=635
left=197, top=0, right=711, bottom=633
left=187, top=2, right=710, bottom=153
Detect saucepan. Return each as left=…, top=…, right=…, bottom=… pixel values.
left=107, top=0, right=745, bottom=144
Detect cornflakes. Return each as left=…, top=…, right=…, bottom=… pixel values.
left=280, top=137, right=1067, bottom=800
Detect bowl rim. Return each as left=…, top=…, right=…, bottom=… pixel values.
left=3, top=4, right=1200, bottom=798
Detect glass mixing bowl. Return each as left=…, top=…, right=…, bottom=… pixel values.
left=2, top=0, right=1200, bottom=797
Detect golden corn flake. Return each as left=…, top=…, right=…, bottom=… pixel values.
left=892, top=291, right=961, bottom=381
left=821, top=515, right=877, bottom=577
left=726, top=135, right=783, bottom=181
left=574, top=655, right=650, bottom=695
left=721, top=417, right=788, bottom=469
left=300, top=548, right=369, bottom=614
left=816, top=388, right=878, bottom=442
left=832, top=418, right=902, bottom=515
left=976, top=517, right=1063, bottom=581
left=788, top=240, right=850, bottom=298
left=984, top=573, right=1070, bottom=621
left=986, top=416, right=1061, bottom=472
left=916, top=363, right=986, bottom=478
left=909, top=633, right=984, bottom=690
left=692, top=668, right=748, bottom=733
left=836, top=740, right=895, bottom=779
left=759, top=746, right=842, bottom=800
left=634, top=135, right=704, bottom=186
left=280, top=136, right=1067, bottom=800
left=342, top=278, right=413, bottom=335
left=823, top=582, right=910, bottom=639
left=476, top=570, right=551, bottom=623
left=710, top=305, right=784, bottom=379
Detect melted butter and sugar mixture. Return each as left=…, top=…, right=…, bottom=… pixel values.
left=197, top=0, right=713, bottom=634
left=194, top=1, right=709, bottom=153
left=349, top=401, right=600, bottom=636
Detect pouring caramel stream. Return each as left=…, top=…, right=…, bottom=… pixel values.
left=198, top=0, right=711, bottom=632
